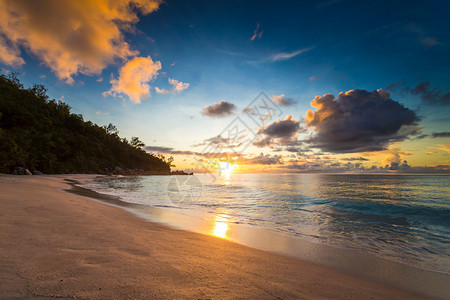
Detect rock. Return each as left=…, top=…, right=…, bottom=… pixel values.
left=32, top=170, right=44, bottom=175
left=13, top=167, right=32, bottom=175
left=114, top=166, right=124, bottom=173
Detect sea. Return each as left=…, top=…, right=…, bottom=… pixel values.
left=80, top=173, right=450, bottom=289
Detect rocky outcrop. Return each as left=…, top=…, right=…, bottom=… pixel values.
left=12, top=167, right=32, bottom=175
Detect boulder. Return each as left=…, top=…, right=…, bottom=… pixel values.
left=32, top=170, right=44, bottom=175
left=13, top=167, right=32, bottom=175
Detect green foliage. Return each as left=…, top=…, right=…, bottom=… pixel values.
left=0, top=74, right=171, bottom=174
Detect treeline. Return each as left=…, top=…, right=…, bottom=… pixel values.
left=0, top=73, right=171, bottom=174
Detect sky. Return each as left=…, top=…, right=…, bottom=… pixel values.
left=0, top=0, right=449, bottom=173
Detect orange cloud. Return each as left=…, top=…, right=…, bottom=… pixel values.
left=250, top=23, right=263, bottom=41
left=0, top=0, right=161, bottom=83
left=155, top=87, right=170, bottom=95
left=104, top=56, right=161, bottom=103
left=0, top=36, right=24, bottom=67
left=437, top=144, right=450, bottom=153
left=155, top=78, right=189, bottom=94
left=169, top=78, right=189, bottom=93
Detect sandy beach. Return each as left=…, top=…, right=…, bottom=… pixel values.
left=0, top=175, right=431, bottom=299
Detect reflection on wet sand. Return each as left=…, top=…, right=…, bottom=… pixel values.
left=211, top=214, right=229, bottom=238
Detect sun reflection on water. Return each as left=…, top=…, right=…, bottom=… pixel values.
left=211, top=214, right=229, bottom=238
left=218, top=161, right=235, bottom=185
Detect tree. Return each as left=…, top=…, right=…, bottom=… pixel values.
left=103, top=123, right=119, bottom=136
left=0, top=74, right=172, bottom=174
left=130, top=136, right=145, bottom=148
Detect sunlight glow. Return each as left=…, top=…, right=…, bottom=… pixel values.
left=211, top=215, right=229, bottom=238
left=218, top=161, right=235, bottom=184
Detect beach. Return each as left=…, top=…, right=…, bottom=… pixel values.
left=0, top=174, right=432, bottom=299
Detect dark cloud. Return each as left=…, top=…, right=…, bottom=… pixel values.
left=258, top=115, right=300, bottom=138
left=237, top=153, right=283, bottom=165
left=282, top=162, right=450, bottom=174
left=285, top=147, right=302, bottom=153
left=242, top=107, right=256, bottom=115
left=253, top=136, right=273, bottom=148
left=202, top=100, right=236, bottom=117
left=253, top=115, right=301, bottom=148
left=404, top=82, right=450, bottom=105
left=144, top=146, right=195, bottom=155
left=415, top=134, right=429, bottom=139
left=192, top=134, right=245, bottom=149
left=386, top=81, right=450, bottom=105
left=407, top=131, right=450, bottom=139
left=272, top=95, right=296, bottom=106
left=341, top=157, right=369, bottom=161
left=385, top=160, right=410, bottom=171
left=384, top=82, right=404, bottom=93
left=144, top=146, right=243, bottom=161
left=431, top=132, right=450, bottom=138
left=305, top=89, right=420, bottom=153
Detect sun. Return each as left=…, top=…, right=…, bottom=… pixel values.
left=218, top=161, right=235, bottom=183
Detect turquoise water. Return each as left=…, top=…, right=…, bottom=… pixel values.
left=83, top=173, right=450, bottom=274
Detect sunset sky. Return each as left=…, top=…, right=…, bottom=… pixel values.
left=1, top=0, right=449, bottom=173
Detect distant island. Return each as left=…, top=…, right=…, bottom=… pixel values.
left=0, top=73, right=191, bottom=176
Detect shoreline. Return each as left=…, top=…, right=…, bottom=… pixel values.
left=68, top=175, right=450, bottom=299
left=0, top=174, right=440, bottom=299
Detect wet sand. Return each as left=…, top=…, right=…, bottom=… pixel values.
left=0, top=174, right=430, bottom=299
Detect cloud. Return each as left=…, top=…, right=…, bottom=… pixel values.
left=155, top=78, right=189, bottom=94
left=404, top=23, right=441, bottom=48
left=259, top=115, right=300, bottom=138
left=0, top=35, right=24, bottom=67
left=305, top=89, right=420, bottom=153
left=341, top=157, right=369, bottom=161
left=103, top=56, right=161, bottom=103
left=282, top=160, right=449, bottom=174
left=154, top=87, right=170, bottom=94
left=95, top=111, right=109, bottom=115
left=437, top=144, right=450, bottom=153
left=309, top=76, right=321, bottom=82
left=237, top=153, right=283, bottom=165
left=254, top=115, right=301, bottom=148
left=431, top=132, right=450, bottom=138
left=270, top=47, right=313, bottom=61
left=202, top=101, right=236, bottom=117
left=384, top=82, right=405, bottom=93
left=385, top=160, right=410, bottom=171
left=192, top=134, right=245, bottom=149
left=0, top=0, right=160, bottom=84
left=404, top=82, right=450, bottom=105
left=272, top=94, right=296, bottom=106
left=382, top=150, right=407, bottom=169
left=250, top=23, right=263, bottom=41
left=144, top=146, right=244, bottom=161
left=144, top=146, right=196, bottom=155
left=169, top=78, right=189, bottom=92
